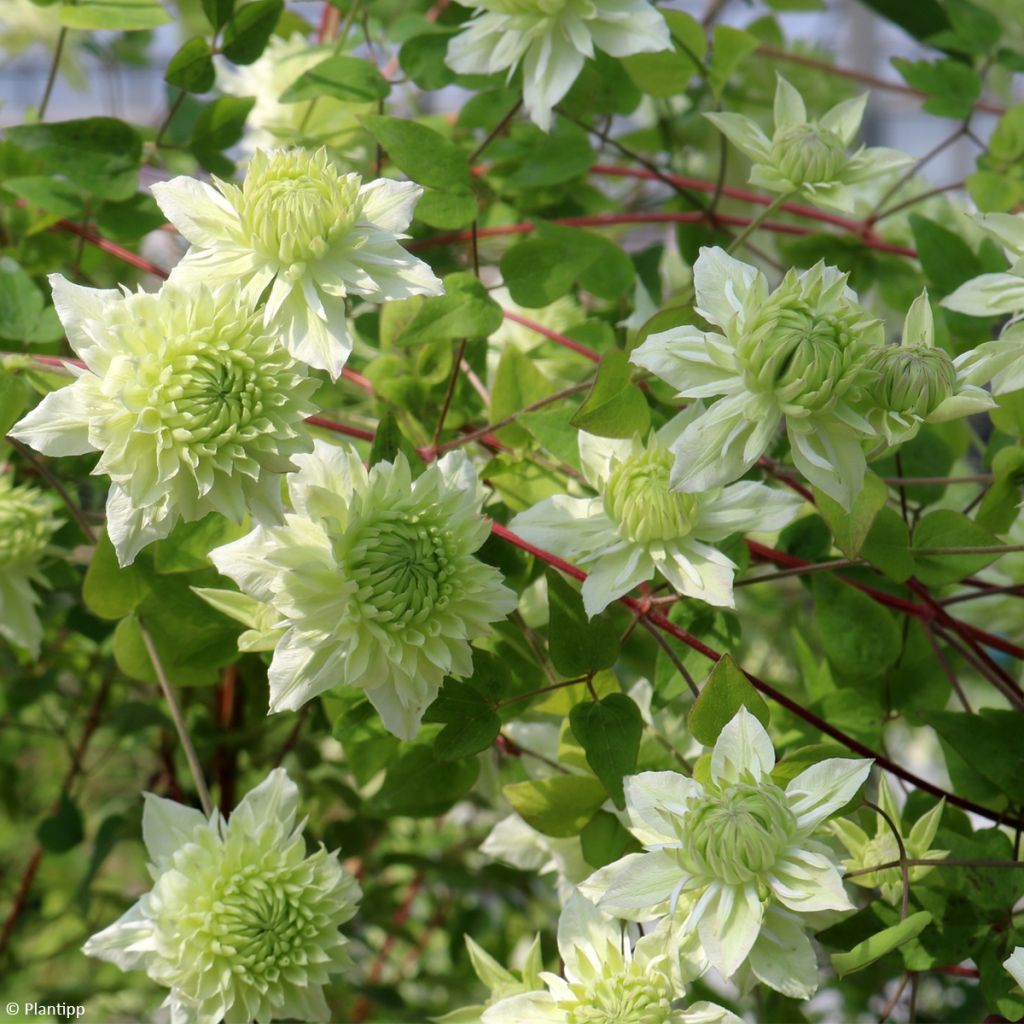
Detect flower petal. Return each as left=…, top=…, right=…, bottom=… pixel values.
left=785, top=756, right=872, bottom=831
left=623, top=770, right=701, bottom=845
left=141, top=792, right=209, bottom=864
left=747, top=907, right=819, bottom=998
left=711, top=706, right=775, bottom=784
left=696, top=881, right=763, bottom=977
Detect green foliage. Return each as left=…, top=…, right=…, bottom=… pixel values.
left=569, top=693, right=643, bottom=807
left=689, top=655, right=770, bottom=746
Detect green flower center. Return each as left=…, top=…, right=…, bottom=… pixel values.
left=0, top=486, right=53, bottom=568
left=346, top=511, right=458, bottom=628
left=739, top=300, right=856, bottom=410
left=604, top=447, right=698, bottom=544
left=240, top=149, right=362, bottom=269
left=771, top=124, right=848, bottom=185
left=864, top=345, right=956, bottom=418
left=680, top=783, right=797, bottom=885
left=562, top=960, right=674, bottom=1024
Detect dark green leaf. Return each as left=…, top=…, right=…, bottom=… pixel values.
left=813, top=574, right=901, bottom=678
left=689, top=654, right=770, bottom=746
left=37, top=794, right=85, bottom=853
left=911, top=509, right=1001, bottom=586
left=165, top=37, right=216, bottom=93
left=546, top=569, right=619, bottom=677
left=362, top=115, right=472, bottom=191
left=221, top=0, right=283, bottom=65
left=570, top=350, right=649, bottom=439
left=368, top=743, right=480, bottom=817
left=569, top=693, right=643, bottom=807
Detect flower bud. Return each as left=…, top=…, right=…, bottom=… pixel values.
left=864, top=344, right=956, bottom=419
left=770, top=123, right=848, bottom=186
left=0, top=477, right=58, bottom=570
left=603, top=446, right=699, bottom=544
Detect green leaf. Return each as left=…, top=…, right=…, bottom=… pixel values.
left=425, top=680, right=500, bottom=761
left=708, top=25, right=759, bottom=99
left=570, top=350, right=650, bottom=439
left=0, top=257, right=61, bottom=344
left=546, top=569, right=620, bottom=677
left=201, top=0, right=233, bottom=29
left=535, top=223, right=635, bottom=301
left=221, top=0, right=284, bottom=65
left=36, top=794, right=85, bottom=853
left=500, top=237, right=596, bottom=308
left=395, top=272, right=502, bottom=346
left=0, top=364, right=26, bottom=437
left=813, top=574, right=901, bottom=678
left=83, top=532, right=151, bottom=620
left=95, top=193, right=167, bottom=244
left=368, top=743, right=480, bottom=817
left=490, top=346, right=554, bottom=448
left=977, top=446, right=1024, bottom=533
left=908, top=213, right=983, bottom=297
left=967, top=170, right=1021, bottom=213
left=399, top=31, right=458, bottom=91
left=58, top=0, right=170, bottom=30
left=280, top=55, right=390, bottom=104
left=190, top=97, right=255, bottom=175
left=689, top=654, right=770, bottom=746
left=859, top=506, right=914, bottom=583
left=569, top=693, right=643, bottom=807
left=7, top=118, right=142, bottom=201
left=911, top=509, right=1001, bottom=586
left=165, top=37, right=216, bottom=93
left=814, top=472, right=888, bottom=558
left=924, top=708, right=1024, bottom=804
left=4, top=176, right=86, bottom=220
left=503, top=121, right=595, bottom=188
left=832, top=912, right=933, bottom=977
left=891, top=58, right=980, bottom=119
left=362, top=115, right=471, bottom=191
left=414, top=188, right=477, bottom=230
left=151, top=514, right=245, bottom=574
left=503, top=775, right=607, bottom=837
left=580, top=810, right=641, bottom=869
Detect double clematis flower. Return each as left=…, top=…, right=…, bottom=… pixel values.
left=706, top=74, right=911, bottom=213
left=84, top=768, right=361, bottom=1024
left=509, top=414, right=803, bottom=616
left=152, top=146, right=444, bottom=380
left=631, top=246, right=884, bottom=510
left=584, top=708, right=871, bottom=997
left=445, top=0, right=671, bottom=131
left=209, top=440, right=516, bottom=739
left=10, top=277, right=318, bottom=566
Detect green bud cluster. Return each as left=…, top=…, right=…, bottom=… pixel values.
left=0, top=477, right=58, bottom=570
left=864, top=344, right=956, bottom=418
left=770, top=124, right=849, bottom=186
left=603, top=445, right=699, bottom=544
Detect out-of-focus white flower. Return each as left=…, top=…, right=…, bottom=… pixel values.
left=83, top=768, right=361, bottom=1024
left=210, top=441, right=516, bottom=739
left=706, top=75, right=911, bottom=213
left=217, top=33, right=366, bottom=155
left=482, top=892, right=740, bottom=1024
left=0, top=474, right=60, bottom=657
left=631, top=246, right=884, bottom=510
left=9, top=277, right=317, bottom=566
left=152, top=147, right=444, bottom=379
left=1006, top=947, right=1024, bottom=992
left=446, top=0, right=670, bottom=131
left=583, top=708, right=871, bottom=996
left=510, top=413, right=803, bottom=615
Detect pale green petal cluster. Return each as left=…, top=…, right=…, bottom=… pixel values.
left=83, top=768, right=361, bottom=1024
left=831, top=777, right=946, bottom=905
left=216, top=34, right=367, bottom=155
left=9, top=277, right=317, bottom=566
left=481, top=893, right=740, bottom=1024
left=583, top=708, right=871, bottom=996
left=706, top=75, right=912, bottom=213
left=0, top=474, right=61, bottom=656
left=446, top=0, right=670, bottom=131
left=631, top=246, right=884, bottom=509
left=1007, top=947, right=1024, bottom=992
left=210, top=440, right=517, bottom=739
left=510, top=413, right=803, bottom=615
left=152, top=147, right=444, bottom=380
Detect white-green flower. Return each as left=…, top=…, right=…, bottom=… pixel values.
left=631, top=246, right=884, bottom=510
left=705, top=74, right=911, bottom=213
left=446, top=0, right=670, bottom=132
left=509, top=414, right=803, bottom=616
left=0, top=474, right=60, bottom=657
left=83, top=768, right=361, bottom=1024
left=152, top=147, right=444, bottom=380
left=584, top=708, right=871, bottom=994
left=942, top=211, right=1024, bottom=319
left=1007, top=947, right=1024, bottom=992
left=482, top=892, right=740, bottom=1024
left=209, top=440, right=516, bottom=739
left=831, top=777, right=946, bottom=906
left=861, top=290, right=1004, bottom=450
left=217, top=33, right=366, bottom=155
left=9, top=277, right=317, bottom=566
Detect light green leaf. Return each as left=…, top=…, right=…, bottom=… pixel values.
left=911, top=509, right=1001, bottom=586
left=689, top=654, right=770, bottom=746
left=813, top=574, right=901, bottom=678
left=165, top=37, right=216, bottom=93
left=832, top=912, right=932, bottom=976
left=570, top=350, right=650, bottom=439
left=58, top=0, right=170, bottom=31
left=708, top=25, right=759, bottom=99
left=503, top=776, right=607, bottom=837
left=395, top=272, right=502, bottom=346
left=362, top=115, right=472, bottom=191
left=279, top=55, right=390, bottom=104
left=814, top=472, right=888, bottom=558
left=859, top=506, right=914, bottom=583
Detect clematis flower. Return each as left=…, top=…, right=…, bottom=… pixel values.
left=705, top=74, right=911, bottom=213
left=9, top=277, right=317, bottom=566
left=583, top=708, right=871, bottom=995
left=152, top=147, right=444, bottom=380
left=509, top=414, right=803, bottom=616
left=445, top=0, right=670, bottom=132
left=831, top=777, right=946, bottom=906
left=0, top=474, right=60, bottom=657
left=209, top=440, right=516, bottom=739
left=482, top=892, right=740, bottom=1024
left=217, top=33, right=366, bottom=155
left=1007, top=947, right=1024, bottom=991
left=83, top=768, right=361, bottom=1024
left=630, top=246, right=884, bottom=510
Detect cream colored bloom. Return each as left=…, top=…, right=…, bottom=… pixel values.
left=83, top=769, right=361, bottom=1024
left=509, top=413, right=803, bottom=615
left=152, top=147, right=444, bottom=379
left=0, top=474, right=60, bottom=657
left=210, top=441, right=516, bottom=739
left=1006, top=947, right=1024, bottom=992
left=446, top=0, right=670, bottom=131
left=9, top=277, right=317, bottom=565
